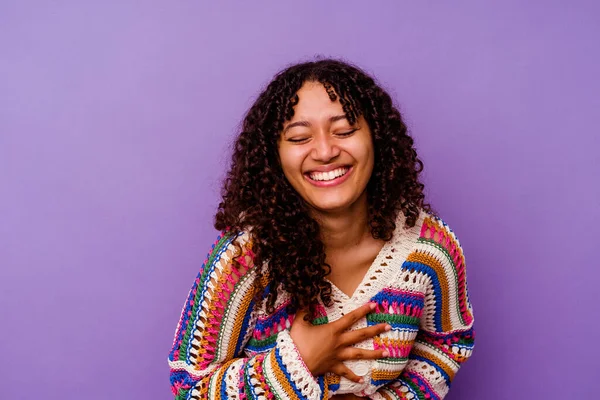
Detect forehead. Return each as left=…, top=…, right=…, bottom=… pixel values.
left=290, top=82, right=345, bottom=121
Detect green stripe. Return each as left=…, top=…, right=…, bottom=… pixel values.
left=174, top=388, right=187, bottom=400
left=403, top=378, right=427, bottom=400
left=215, top=270, right=255, bottom=361
left=244, top=366, right=254, bottom=398
left=377, top=357, right=409, bottom=365
left=367, top=312, right=420, bottom=326
left=247, top=333, right=278, bottom=350
left=417, top=236, right=465, bottom=326
left=179, top=233, right=234, bottom=361
left=263, top=356, right=284, bottom=400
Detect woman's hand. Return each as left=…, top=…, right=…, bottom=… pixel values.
left=289, top=302, right=390, bottom=383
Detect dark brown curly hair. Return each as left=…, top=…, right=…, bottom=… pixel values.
left=214, top=58, right=432, bottom=315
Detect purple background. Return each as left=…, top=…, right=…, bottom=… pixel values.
left=2, top=1, right=599, bottom=399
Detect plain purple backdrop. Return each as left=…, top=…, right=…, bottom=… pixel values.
left=1, top=1, right=599, bottom=399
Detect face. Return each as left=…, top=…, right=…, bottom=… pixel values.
left=277, top=81, right=375, bottom=215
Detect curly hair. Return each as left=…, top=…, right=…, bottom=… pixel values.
left=214, top=58, right=432, bottom=316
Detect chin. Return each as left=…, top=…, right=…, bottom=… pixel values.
left=307, top=198, right=356, bottom=214
left=311, top=204, right=347, bottom=213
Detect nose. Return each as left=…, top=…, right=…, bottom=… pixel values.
left=310, top=133, right=341, bottom=162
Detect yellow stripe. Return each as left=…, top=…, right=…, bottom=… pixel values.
left=225, top=282, right=255, bottom=359
left=412, top=347, right=456, bottom=381
left=407, top=250, right=452, bottom=332
left=372, top=369, right=402, bottom=381
left=209, top=359, right=237, bottom=400
left=268, top=349, right=299, bottom=398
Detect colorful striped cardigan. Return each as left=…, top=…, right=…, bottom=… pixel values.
left=168, top=211, right=475, bottom=400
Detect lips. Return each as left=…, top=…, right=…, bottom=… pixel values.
left=308, top=167, right=350, bottom=182
left=303, top=165, right=353, bottom=188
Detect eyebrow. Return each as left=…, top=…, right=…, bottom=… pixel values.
left=283, top=114, right=348, bottom=134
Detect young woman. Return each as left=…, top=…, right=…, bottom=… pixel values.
left=168, top=59, right=475, bottom=400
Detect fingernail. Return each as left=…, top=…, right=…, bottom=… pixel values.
left=359, top=378, right=365, bottom=383
left=369, top=303, right=376, bottom=310
left=385, top=324, right=392, bottom=331
left=382, top=350, right=389, bottom=357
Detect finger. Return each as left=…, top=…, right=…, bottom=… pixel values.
left=338, top=347, right=389, bottom=361
left=334, top=303, right=375, bottom=331
left=341, top=323, right=391, bottom=345
left=330, top=363, right=364, bottom=383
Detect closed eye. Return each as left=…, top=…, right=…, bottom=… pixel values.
left=336, top=129, right=358, bottom=137
left=287, top=137, right=309, bottom=143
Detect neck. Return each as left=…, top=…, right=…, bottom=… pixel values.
left=310, top=193, right=371, bottom=252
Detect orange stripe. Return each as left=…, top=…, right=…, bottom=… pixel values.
left=420, top=218, right=473, bottom=326
left=372, top=369, right=402, bottom=381
left=225, top=280, right=255, bottom=359
left=209, top=359, right=237, bottom=400
left=407, top=250, right=452, bottom=332
left=268, top=349, right=298, bottom=397
left=191, top=272, right=228, bottom=365
left=324, top=374, right=340, bottom=399
left=374, top=337, right=414, bottom=347
left=193, top=375, right=211, bottom=400
left=412, top=347, right=456, bottom=381
left=193, top=250, right=249, bottom=365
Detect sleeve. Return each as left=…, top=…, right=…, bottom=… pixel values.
left=371, top=217, right=475, bottom=400
left=168, top=232, right=324, bottom=400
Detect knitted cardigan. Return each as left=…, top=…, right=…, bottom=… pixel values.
left=168, top=211, right=475, bottom=400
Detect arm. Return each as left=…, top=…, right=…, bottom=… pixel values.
left=168, top=232, right=322, bottom=400
left=371, top=217, right=475, bottom=400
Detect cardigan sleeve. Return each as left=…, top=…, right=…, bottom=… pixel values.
left=370, top=217, right=475, bottom=400
left=168, top=232, right=323, bottom=400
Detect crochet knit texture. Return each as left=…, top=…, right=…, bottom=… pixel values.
left=168, top=211, right=475, bottom=400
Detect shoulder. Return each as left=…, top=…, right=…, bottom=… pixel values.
left=393, top=209, right=467, bottom=271
left=417, top=212, right=465, bottom=259
left=199, top=230, right=258, bottom=285
left=208, top=230, right=254, bottom=262
left=406, top=211, right=469, bottom=297
left=391, top=208, right=463, bottom=249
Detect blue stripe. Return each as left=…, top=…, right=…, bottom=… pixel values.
left=412, top=354, right=450, bottom=385
left=184, top=234, right=237, bottom=358
left=318, top=375, right=326, bottom=397
left=244, top=360, right=259, bottom=400
left=371, top=375, right=401, bottom=386
left=387, top=322, right=421, bottom=331
left=403, top=370, right=440, bottom=400
left=274, top=346, right=308, bottom=400
left=254, top=303, right=291, bottom=333
left=220, top=363, right=232, bottom=399
left=401, top=260, right=444, bottom=332
left=234, top=298, right=256, bottom=356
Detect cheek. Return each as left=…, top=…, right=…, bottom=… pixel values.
left=349, top=141, right=374, bottom=170
left=353, top=144, right=375, bottom=183
left=278, top=146, right=303, bottom=179
left=361, top=138, right=375, bottom=172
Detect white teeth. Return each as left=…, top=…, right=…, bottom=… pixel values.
left=309, top=167, right=349, bottom=182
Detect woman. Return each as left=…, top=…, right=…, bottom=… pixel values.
left=168, top=59, right=475, bottom=400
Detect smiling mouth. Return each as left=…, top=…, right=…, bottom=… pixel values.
left=307, top=167, right=350, bottom=182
